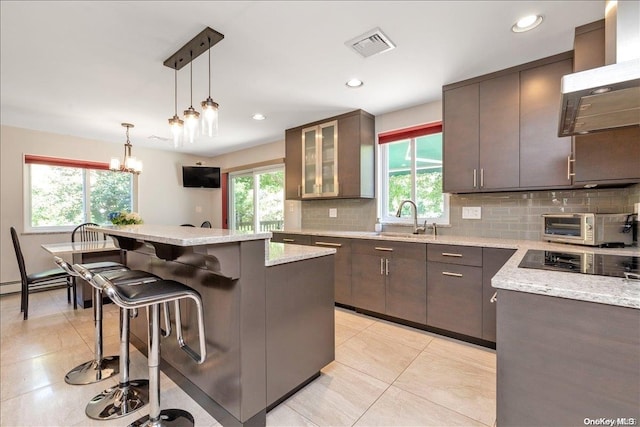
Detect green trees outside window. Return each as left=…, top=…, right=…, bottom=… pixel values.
left=231, top=167, right=284, bottom=232
left=30, top=164, right=133, bottom=228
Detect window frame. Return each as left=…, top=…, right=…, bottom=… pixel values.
left=23, top=154, right=137, bottom=233
left=378, top=122, right=450, bottom=226
left=228, top=164, right=285, bottom=232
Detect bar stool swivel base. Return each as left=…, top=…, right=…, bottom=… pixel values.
left=65, top=355, right=119, bottom=385
left=86, top=379, right=149, bottom=420
left=129, top=409, right=195, bottom=427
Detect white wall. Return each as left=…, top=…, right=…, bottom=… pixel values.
left=0, top=125, right=213, bottom=284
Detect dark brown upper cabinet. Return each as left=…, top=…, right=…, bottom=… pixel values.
left=571, top=20, right=640, bottom=187
left=285, top=109, right=375, bottom=200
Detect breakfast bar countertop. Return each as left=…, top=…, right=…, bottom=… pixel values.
left=87, top=224, right=272, bottom=246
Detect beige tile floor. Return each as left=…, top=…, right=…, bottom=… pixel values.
left=0, top=289, right=496, bottom=426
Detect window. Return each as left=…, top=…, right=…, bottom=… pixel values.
left=25, top=155, right=134, bottom=231
left=229, top=166, right=284, bottom=232
left=379, top=122, right=449, bottom=224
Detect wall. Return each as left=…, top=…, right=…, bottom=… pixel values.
left=0, top=125, right=212, bottom=285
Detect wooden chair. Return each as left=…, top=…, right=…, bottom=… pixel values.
left=10, top=227, right=73, bottom=320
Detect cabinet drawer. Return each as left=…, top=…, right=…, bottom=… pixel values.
left=272, top=232, right=311, bottom=246
left=427, top=244, right=482, bottom=266
left=352, top=240, right=426, bottom=260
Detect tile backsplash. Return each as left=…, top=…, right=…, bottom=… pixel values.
left=300, top=184, right=639, bottom=241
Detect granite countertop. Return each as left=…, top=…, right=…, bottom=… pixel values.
left=275, top=229, right=640, bottom=309
left=88, top=224, right=271, bottom=246
left=266, top=242, right=336, bottom=267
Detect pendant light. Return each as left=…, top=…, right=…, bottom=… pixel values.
left=168, top=63, right=184, bottom=148
left=201, top=36, right=219, bottom=137
left=110, top=123, right=142, bottom=174
left=183, top=50, right=200, bottom=144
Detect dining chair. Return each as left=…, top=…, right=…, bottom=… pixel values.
left=180, top=223, right=196, bottom=227
left=10, top=227, right=74, bottom=320
left=71, top=222, right=102, bottom=242
left=200, top=221, right=212, bottom=228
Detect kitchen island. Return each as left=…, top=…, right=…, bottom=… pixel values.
left=87, top=225, right=336, bottom=427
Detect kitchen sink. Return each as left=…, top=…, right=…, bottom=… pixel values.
left=379, top=231, right=433, bottom=240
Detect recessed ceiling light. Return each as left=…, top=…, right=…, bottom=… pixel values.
left=252, top=113, right=266, bottom=120
left=511, top=14, right=543, bottom=33
left=346, top=78, right=364, bottom=88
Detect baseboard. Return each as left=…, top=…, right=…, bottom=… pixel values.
left=0, top=281, right=20, bottom=296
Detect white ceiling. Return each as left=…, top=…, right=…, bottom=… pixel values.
left=0, top=1, right=605, bottom=157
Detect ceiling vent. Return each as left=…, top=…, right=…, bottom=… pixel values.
left=346, top=28, right=396, bottom=58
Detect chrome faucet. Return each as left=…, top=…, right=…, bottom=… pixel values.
left=395, top=200, right=426, bottom=234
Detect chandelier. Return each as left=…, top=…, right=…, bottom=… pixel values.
left=109, top=123, right=142, bottom=174
left=164, top=27, right=224, bottom=145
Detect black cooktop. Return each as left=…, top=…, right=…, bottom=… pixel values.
left=518, top=249, right=639, bottom=279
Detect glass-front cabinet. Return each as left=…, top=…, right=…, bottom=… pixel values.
left=301, top=120, right=338, bottom=198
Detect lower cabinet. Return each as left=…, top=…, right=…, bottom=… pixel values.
left=497, top=290, right=640, bottom=426
left=427, top=244, right=514, bottom=342
left=482, top=248, right=516, bottom=342
left=311, top=236, right=352, bottom=306
left=270, top=232, right=311, bottom=246
left=351, top=240, right=427, bottom=325
left=427, top=244, right=483, bottom=337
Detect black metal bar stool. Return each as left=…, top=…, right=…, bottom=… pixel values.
left=54, top=257, right=128, bottom=384
left=59, top=258, right=165, bottom=421
left=78, top=266, right=207, bottom=427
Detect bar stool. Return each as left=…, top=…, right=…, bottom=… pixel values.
left=67, top=260, right=169, bottom=420
left=78, top=266, right=207, bottom=427
left=54, top=257, right=129, bottom=384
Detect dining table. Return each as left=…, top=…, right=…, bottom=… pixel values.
left=41, top=239, right=124, bottom=308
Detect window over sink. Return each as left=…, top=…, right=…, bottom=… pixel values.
left=378, top=122, right=449, bottom=225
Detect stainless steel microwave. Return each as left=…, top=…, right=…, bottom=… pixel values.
left=541, top=213, right=633, bottom=247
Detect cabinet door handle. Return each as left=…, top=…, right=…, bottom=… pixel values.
left=442, top=271, right=463, bottom=277
left=473, top=169, right=477, bottom=188
left=480, top=168, right=484, bottom=188
left=375, top=247, right=394, bottom=252
left=385, top=258, right=389, bottom=276
left=490, top=292, right=498, bottom=303
left=380, top=258, right=384, bottom=275
left=567, top=155, right=575, bottom=180
left=441, top=252, right=462, bottom=257
left=282, top=238, right=295, bottom=243
left=315, top=241, right=342, bottom=247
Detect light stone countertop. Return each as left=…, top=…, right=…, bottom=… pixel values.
left=275, top=229, right=640, bottom=309
left=266, top=242, right=336, bottom=267
left=88, top=224, right=272, bottom=246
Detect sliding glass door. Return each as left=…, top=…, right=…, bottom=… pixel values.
left=230, top=166, right=284, bottom=232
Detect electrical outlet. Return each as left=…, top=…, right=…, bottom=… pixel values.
left=329, top=208, right=337, bottom=218
left=462, top=206, right=482, bottom=219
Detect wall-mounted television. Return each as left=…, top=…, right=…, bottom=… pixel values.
left=182, top=166, right=221, bottom=188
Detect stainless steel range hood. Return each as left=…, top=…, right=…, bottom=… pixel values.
left=558, top=0, right=640, bottom=137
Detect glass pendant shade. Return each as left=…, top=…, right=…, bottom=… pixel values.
left=168, top=114, right=184, bottom=148
left=183, top=106, right=200, bottom=144
left=201, top=97, right=219, bottom=137
left=109, top=158, right=120, bottom=171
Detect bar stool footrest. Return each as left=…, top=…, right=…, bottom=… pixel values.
left=129, top=409, right=194, bottom=427
left=86, top=379, right=149, bottom=420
